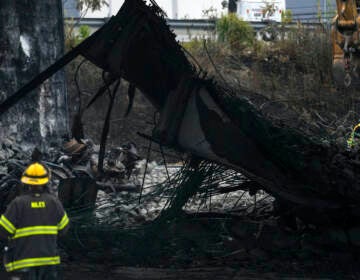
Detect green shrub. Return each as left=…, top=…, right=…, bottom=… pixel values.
left=65, top=24, right=91, bottom=50
left=216, top=14, right=255, bottom=49
left=181, top=38, right=204, bottom=53
left=77, top=25, right=91, bottom=42
left=281, top=10, right=293, bottom=23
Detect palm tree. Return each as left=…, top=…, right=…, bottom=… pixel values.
left=262, top=2, right=276, bottom=21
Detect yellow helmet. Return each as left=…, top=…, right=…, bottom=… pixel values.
left=21, top=162, right=49, bottom=186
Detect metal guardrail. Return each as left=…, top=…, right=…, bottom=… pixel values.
left=64, top=18, right=217, bottom=29
left=65, top=17, right=324, bottom=32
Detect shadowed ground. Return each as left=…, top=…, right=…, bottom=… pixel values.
left=0, top=265, right=337, bottom=280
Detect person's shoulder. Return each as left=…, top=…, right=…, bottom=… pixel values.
left=43, top=193, right=62, bottom=204
left=13, top=194, right=30, bottom=203
left=8, top=194, right=31, bottom=208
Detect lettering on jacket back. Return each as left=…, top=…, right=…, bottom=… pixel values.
left=31, top=201, right=46, bottom=208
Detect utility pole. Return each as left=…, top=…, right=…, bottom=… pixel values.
left=172, top=0, right=178, bottom=19
left=108, top=0, right=112, bottom=17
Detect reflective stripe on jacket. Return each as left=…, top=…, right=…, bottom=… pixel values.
left=0, top=192, right=69, bottom=272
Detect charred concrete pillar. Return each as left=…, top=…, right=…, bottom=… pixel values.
left=0, top=0, right=68, bottom=148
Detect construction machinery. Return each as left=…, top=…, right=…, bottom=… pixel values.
left=332, top=0, right=360, bottom=87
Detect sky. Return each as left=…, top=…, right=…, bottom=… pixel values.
left=87, top=0, right=227, bottom=19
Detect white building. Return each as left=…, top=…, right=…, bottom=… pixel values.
left=235, top=0, right=336, bottom=23
left=236, top=0, right=286, bottom=22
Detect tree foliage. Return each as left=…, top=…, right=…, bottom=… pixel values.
left=64, top=0, right=106, bottom=50
left=262, top=3, right=276, bottom=19
left=281, top=10, right=293, bottom=23
left=202, top=6, right=218, bottom=19
left=216, top=13, right=254, bottom=49
left=65, top=24, right=91, bottom=50
left=78, top=25, right=91, bottom=41
left=76, top=0, right=108, bottom=12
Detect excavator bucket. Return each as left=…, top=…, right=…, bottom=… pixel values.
left=332, top=0, right=360, bottom=87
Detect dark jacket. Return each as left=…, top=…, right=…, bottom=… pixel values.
left=0, top=191, right=69, bottom=272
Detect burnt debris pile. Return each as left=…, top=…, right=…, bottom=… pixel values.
left=0, top=138, right=142, bottom=212
left=2, top=0, right=360, bottom=272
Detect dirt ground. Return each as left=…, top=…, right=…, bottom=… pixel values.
left=0, top=265, right=338, bottom=280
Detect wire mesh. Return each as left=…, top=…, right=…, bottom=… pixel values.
left=61, top=158, right=273, bottom=265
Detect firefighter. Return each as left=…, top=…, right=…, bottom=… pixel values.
left=0, top=162, right=69, bottom=280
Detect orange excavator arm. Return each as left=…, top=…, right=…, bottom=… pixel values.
left=332, top=0, right=360, bottom=87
